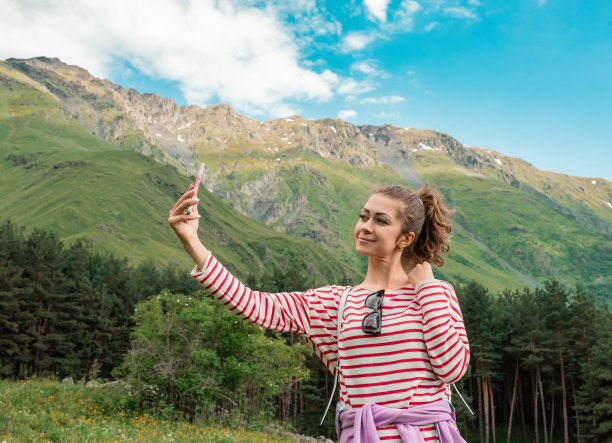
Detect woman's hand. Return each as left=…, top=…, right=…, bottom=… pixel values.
left=168, top=184, right=201, bottom=246
left=407, top=262, right=435, bottom=289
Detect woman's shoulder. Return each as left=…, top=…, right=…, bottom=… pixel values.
left=437, top=279, right=456, bottom=291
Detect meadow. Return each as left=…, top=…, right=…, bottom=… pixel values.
left=0, top=379, right=298, bottom=442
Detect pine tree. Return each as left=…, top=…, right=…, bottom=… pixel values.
left=24, top=228, right=79, bottom=376
left=0, top=220, right=32, bottom=377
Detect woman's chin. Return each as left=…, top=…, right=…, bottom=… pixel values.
left=355, top=245, right=374, bottom=256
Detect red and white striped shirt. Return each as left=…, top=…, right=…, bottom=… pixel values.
left=192, top=254, right=470, bottom=441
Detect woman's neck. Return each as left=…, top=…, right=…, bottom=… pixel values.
left=360, top=256, right=410, bottom=291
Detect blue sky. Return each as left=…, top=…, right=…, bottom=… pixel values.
left=1, top=0, right=611, bottom=180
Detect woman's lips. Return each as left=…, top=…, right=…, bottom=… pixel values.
left=358, top=238, right=375, bottom=243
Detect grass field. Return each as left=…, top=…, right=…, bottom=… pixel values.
left=0, top=379, right=299, bottom=442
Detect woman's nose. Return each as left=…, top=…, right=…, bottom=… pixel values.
left=362, top=219, right=373, bottom=232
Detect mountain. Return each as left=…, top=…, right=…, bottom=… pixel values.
left=2, top=57, right=611, bottom=299
left=0, top=59, right=357, bottom=284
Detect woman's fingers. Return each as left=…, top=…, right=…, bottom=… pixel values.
left=178, top=197, right=200, bottom=214
left=170, top=188, right=197, bottom=215
left=171, top=183, right=194, bottom=206
left=407, top=262, right=434, bottom=287
left=168, top=212, right=200, bottom=225
left=191, top=198, right=199, bottom=215
left=168, top=198, right=200, bottom=225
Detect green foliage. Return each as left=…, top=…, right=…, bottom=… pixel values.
left=457, top=279, right=612, bottom=442
left=0, top=219, right=200, bottom=379
left=118, top=290, right=310, bottom=425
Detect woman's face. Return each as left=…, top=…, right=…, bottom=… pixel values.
left=354, top=193, right=412, bottom=258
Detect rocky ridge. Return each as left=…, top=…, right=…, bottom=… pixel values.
left=5, top=57, right=611, bottom=231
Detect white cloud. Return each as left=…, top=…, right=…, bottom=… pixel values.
left=337, top=78, right=375, bottom=95
left=444, top=7, right=477, bottom=19
left=342, top=32, right=377, bottom=52
left=338, top=109, right=358, bottom=120
left=0, top=0, right=340, bottom=117
left=373, top=111, right=399, bottom=120
left=351, top=60, right=389, bottom=78
left=361, top=95, right=405, bottom=104
left=352, top=61, right=378, bottom=75
left=468, top=0, right=481, bottom=5
left=364, top=0, right=391, bottom=22
left=385, top=0, right=421, bottom=32
left=320, top=69, right=341, bottom=86
left=270, top=0, right=342, bottom=38
left=537, top=0, right=548, bottom=5
left=424, top=21, right=439, bottom=31
left=399, top=0, right=422, bottom=16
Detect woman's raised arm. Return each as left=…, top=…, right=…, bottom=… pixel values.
left=167, top=184, right=344, bottom=371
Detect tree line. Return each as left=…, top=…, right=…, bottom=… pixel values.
left=1, top=218, right=611, bottom=441
left=0, top=219, right=199, bottom=379
left=455, top=280, right=612, bottom=442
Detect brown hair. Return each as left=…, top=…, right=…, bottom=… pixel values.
left=374, top=183, right=454, bottom=269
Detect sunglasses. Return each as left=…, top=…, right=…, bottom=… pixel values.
left=362, top=290, right=385, bottom=335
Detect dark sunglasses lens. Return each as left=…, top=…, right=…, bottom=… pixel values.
left=365, top=292, right=383, bottom=309
left=362, top=311, right=381, bottom=334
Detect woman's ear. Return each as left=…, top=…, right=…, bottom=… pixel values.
left=399, top=232, right=415, bottom=249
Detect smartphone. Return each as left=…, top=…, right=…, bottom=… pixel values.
left=187, top=162, right=205, bottom=214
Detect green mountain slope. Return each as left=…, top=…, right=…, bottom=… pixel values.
left=0, top=73, right=358, bottom=285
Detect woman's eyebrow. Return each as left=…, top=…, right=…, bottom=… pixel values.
left=362, top=208, right=391, bottom=217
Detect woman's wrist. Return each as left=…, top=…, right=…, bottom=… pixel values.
left=180, top=234, right=200, bottom=249
left=181, top=236, right=210, bottom=270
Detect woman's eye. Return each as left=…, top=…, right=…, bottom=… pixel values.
left=377, top=219, right=387, bottom=224
left=359, top=214, right=367, bottom=220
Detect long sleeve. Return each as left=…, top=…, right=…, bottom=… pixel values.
left=415, top=280, right=470, bottom=384
left=191, top=253, right=346, bottom=372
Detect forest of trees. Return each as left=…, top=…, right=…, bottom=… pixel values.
left=1, top=218, right=611, bottom=442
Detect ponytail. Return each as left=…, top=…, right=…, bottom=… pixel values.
left=413, top=183, right=454, bottom=268
left=373, top=183, right=454, bottom=270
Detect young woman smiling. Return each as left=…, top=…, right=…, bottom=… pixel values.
left=168, top=183, right=469, bottom=442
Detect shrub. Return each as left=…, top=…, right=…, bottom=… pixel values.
left=116, top=290, right=309, bottom=424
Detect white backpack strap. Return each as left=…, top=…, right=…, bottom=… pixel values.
left=320, top=285, right=352, bottom=425
left=452, top=382, right=475, bottom=415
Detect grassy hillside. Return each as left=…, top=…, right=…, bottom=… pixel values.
left=0, top=76, right=358, bottom=285
left=0, top=379, right=298, bottom=442
left=413, top=152, right=612, bottom=297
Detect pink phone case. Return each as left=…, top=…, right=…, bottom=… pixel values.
left=187, top=163, right=205, bottom=214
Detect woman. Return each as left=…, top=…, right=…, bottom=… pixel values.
left=168, top=183, right=469, bottom=442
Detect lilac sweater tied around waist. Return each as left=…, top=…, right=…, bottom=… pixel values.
left=336, top=400, right=466, bottom=443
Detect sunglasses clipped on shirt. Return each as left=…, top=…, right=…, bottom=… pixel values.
left=362, top=289, right=385, bottom=335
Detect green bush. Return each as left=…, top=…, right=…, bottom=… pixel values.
left=116, top=290, right=310, bottom=424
